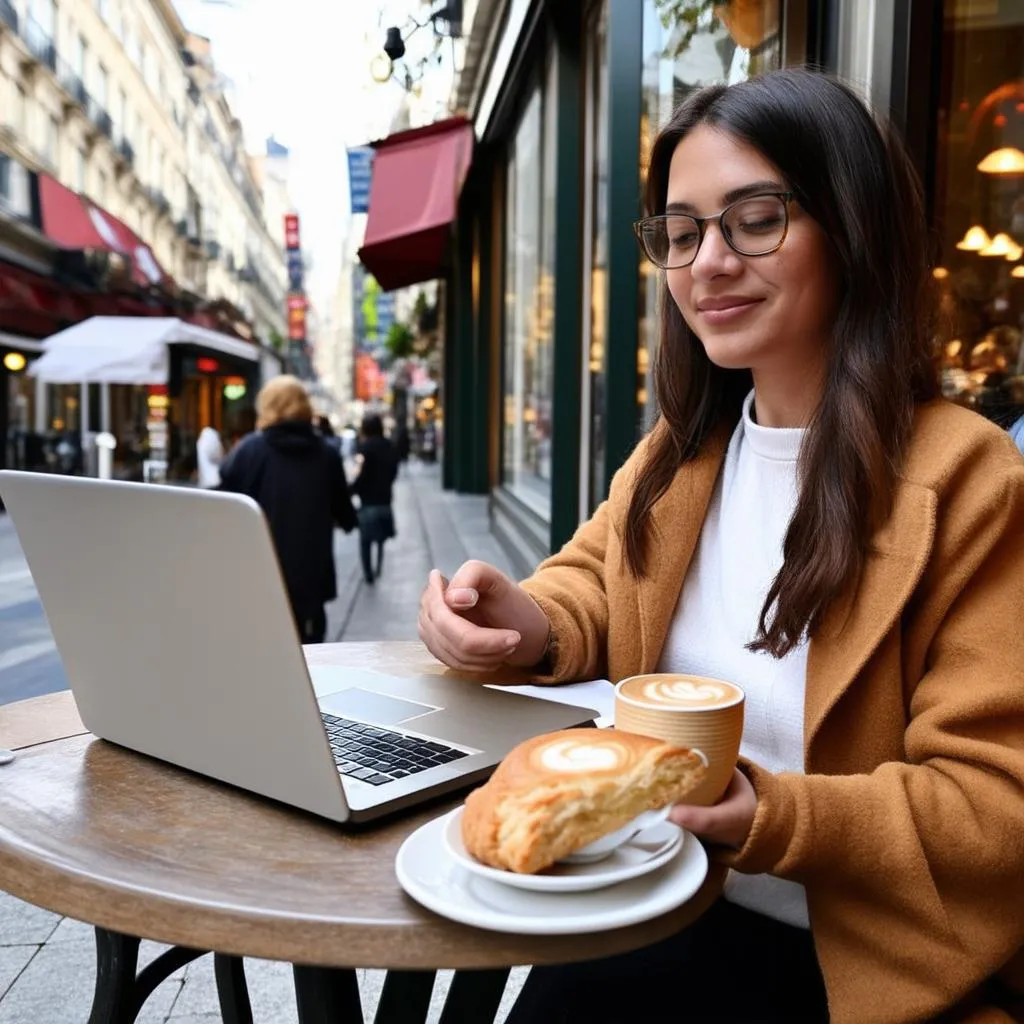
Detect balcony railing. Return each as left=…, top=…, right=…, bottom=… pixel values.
left=0, top=0, right=19, bottom=34
left=204, top=239, right=221, bottom=260
left=57, top=58, right=88, bottom=108
left=117, top=137, right=134, bottom=167
left=25, top=17, right=56, bottom=72
left=86, top=96, right=113, bottom=139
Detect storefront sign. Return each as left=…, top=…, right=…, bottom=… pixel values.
left=347, top=147, right=375, bottom=214
left=284, top=214, right=301, bottom=251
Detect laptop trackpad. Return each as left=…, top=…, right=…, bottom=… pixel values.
left=319, top=688, right=439, bottom=726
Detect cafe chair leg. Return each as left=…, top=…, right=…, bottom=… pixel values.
left=214, top=953, right=254, bottom=1024
left=293, top=964, right=363, bottom=1023
left=88, top=929, right=140, bottom=1024
left=373, top=970, right=436, bottom=1023
left=438, top=968, right=511, bottom=1024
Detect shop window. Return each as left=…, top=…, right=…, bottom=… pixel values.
left=637, top=0, right=782, bottom=431
left=933, top=1, right=1024, bottom=442
left=501, top=52, right=557, bottom=517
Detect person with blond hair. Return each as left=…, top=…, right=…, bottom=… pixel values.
left=220, top=375, right=357, bottom=643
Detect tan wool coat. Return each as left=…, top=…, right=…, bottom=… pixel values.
left=520, top=400, right=1024, bottom=1024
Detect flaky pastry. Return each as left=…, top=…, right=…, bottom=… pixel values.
left=461, top=728, right=706, bottom=874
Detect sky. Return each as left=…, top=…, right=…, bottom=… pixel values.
left=172, top=0, right=421, bottom=312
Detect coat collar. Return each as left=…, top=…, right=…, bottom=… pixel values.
left=634, top=425, right=937, bottom=759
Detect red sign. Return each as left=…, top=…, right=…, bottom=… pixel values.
left=284, top=214, right=300, bottom=251
left=287, top=294, right=306, bottom=312
left=196, top=357, right=220, bottom=373
left=288, top=304, right=307, bottom=341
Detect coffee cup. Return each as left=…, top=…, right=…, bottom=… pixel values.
left=614, top=673, right=745, bottom=806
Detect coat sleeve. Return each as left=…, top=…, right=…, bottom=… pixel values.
left=723, top=448, right=1024, bottom=1006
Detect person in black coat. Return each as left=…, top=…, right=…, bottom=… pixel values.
left=351, top=414, right=398, bottom=585
left=219, top=375, right=357, bottom=643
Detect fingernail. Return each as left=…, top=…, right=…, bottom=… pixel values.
left=506, top=632, right=521, bottom=650
left=449, top=587, right=478, bottom=607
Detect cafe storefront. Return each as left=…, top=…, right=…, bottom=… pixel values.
left=442, top=0, right=1024, bottom=576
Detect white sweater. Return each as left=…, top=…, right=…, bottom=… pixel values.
left=657, top=390, right=810, bottom=929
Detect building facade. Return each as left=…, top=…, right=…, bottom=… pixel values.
left=429, top=0, right=1024, bottom=576
left=0, top=0, right=288, bottom=478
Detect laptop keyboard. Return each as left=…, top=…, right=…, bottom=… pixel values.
left=320, top=713, right=470, bottom=787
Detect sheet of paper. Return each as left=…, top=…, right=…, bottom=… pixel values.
left=485, top=680, right=615, bottom=728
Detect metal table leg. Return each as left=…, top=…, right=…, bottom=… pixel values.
left=373, top=970, right=435, bottom=1023
left=293, top=964, right=363, bottom=1023
left=215, top=954, right=254, bottom=1024
left=438, top=969, right=511, bottom=1024
left=88, top=928, right=208, bottom=1024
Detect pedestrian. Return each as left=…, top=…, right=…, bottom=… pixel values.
left=417, top=69, right=1024, bottom=1023
left=219, top=375, right=357, bottom=643
left=351, top=413, right=398, bottom=585
left=195, top=425, right=224, bottom=489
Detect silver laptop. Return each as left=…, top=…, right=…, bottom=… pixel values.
left=0, top=471, right=597, bottom=823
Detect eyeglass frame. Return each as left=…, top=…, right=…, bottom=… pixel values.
left=633, top=191, right=797, bottom=269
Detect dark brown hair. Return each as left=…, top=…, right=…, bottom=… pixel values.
left=626, top=68, right=937, bottom=657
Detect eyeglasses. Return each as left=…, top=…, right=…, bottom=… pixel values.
left=633, top=192, right=796, bottom=269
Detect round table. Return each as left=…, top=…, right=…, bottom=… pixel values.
left=0, top=641, right=724, bottom=1023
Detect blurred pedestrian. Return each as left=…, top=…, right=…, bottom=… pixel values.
left=316, top=415, right=343, bottom=457
left=195, top=425, right=224, bottom=489
left=219, top=375, right=357, bottom=643
left=395, top=422, right=411, bottom=465
left=352, top=413, right=398, bottom=585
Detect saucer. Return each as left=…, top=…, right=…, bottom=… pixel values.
left=395, top=809, right=708, bottom=935
left=441, top=806, right=683, bottom=893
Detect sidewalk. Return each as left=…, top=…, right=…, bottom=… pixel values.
left=0, top=461, right=529, bottom=1023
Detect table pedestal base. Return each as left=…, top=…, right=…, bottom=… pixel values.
left=87, top=927, right=511, bottom=1023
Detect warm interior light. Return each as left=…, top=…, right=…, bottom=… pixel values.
left=370, top=53, right=393, bottom=83
left=1013, top=265, right=1024, bottom=278
left=932, top=267, right=950, bottom=280
left=1006, top=242, right=1024, bottom=262
left=977, top=147, right=1024, bottom=175
left=2, top=352, right=26, bottom=372
left=979, top=232, right=1017, bottom=257
left=955, top=225, right=992, bottom=251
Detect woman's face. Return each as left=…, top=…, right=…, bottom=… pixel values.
left=664, top=125, right=839, bottom=382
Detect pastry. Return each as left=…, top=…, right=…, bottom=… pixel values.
left=461, top=728, right=706, bottom=874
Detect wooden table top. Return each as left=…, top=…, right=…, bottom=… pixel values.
left=0, top=641, right=724, bottom=970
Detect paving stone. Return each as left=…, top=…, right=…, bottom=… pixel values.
left=0, top=892, right=60, bottom=946
left=0, top=947, right=35, bottom=1001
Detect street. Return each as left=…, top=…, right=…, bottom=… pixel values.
left=0, top=514, right=65, bottom=707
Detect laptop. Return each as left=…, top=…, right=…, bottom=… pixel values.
left=0, top=471, right=597, bottom=823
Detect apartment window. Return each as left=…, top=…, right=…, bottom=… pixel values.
left=95, top=0, right=108, bottom=22
left=75, top=148, right=86, bottom=193
left=96, top=62, right=108, bottom=111
left=30, top=0, right=56, bottom=38
left=15, top=86, right=27, bottom=137
left=74, top=33, right=87, bottom=79
left=45, top=114, right=59, bottom=167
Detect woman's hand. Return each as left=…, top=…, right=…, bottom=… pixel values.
left=417, top=561, right=551, bottom=673
left=668, top=768, right=757, bottom=849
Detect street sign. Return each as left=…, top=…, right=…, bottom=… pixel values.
left=347, top=147, right=375, bottom=214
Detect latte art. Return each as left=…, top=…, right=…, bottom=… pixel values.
left=535, top=737, right=630, bottom=773
left=619, top=675, right=742, bottom=709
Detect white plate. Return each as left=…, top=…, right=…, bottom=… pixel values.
left=395, top=809, right=708, bottom=935
left=440, top=806, right=683, bottom=893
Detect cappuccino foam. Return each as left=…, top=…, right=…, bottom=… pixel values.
left=619, top=675, right=743, bottom=710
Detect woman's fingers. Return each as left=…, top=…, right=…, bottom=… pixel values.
left=419, top=570, right=519, bottom=670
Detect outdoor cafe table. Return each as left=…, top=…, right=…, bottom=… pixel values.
left=0, top=641, right=725, bottom=1024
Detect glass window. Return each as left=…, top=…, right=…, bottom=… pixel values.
left=502, top=55, right=557, bottom=517
left=933, top=0, right=1024, bottom=443
left=582, top=0, right=609, bottom=513
left=637, top=0, right=782, bottom=429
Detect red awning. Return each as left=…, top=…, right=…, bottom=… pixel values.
left=37, top=174, right=170, bottom=290
left=357, top=117, right=473, bottom=292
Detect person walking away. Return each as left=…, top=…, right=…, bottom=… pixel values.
left=195, top=426, right=224, bottom=489
left=352, top=414, right=398, bottom=585
left=219, top=376, right=357, bottom=643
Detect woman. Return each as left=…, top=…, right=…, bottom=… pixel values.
left=220, top=375, right=356, bottom=643
left=418, top=70, right=1024, bottom=1023
left=351, top=413, right=398, bottom=584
